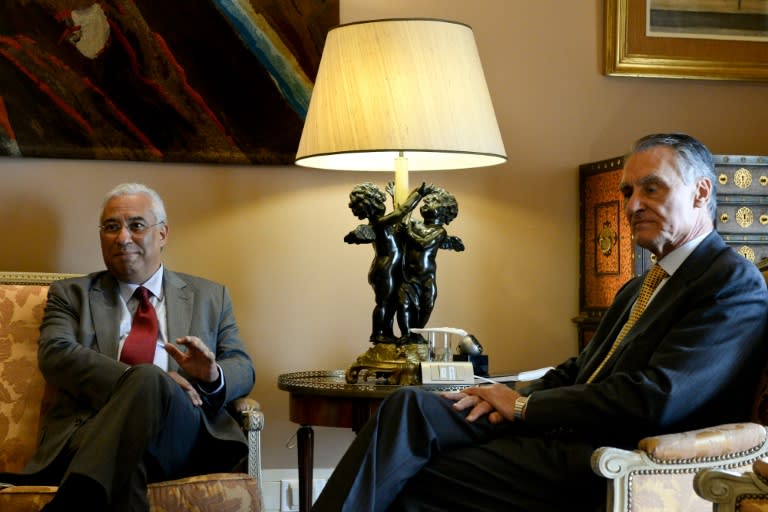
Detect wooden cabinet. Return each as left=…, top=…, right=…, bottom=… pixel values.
left=572, top=156, right=650, bottom=351
left=716, top=155, right=768, bottom=262
left=573, top=154, right=768, bottom=351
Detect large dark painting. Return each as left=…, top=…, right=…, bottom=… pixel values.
left=0, top=0, right=338, bottom=164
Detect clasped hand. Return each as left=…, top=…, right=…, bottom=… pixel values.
left=441, top=384, right=520, bottom=424
left=164, top=336, right=219, bottom=407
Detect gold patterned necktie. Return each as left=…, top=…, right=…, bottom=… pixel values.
left=587, top=264, right=668, bottom=383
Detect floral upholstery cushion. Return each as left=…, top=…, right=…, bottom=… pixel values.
left=0, top=474, right=261, bottom=512
left=148, top=473, right=261, bottom=511
left=0, top=284, right=49, bottom=473
left=0, top=486, right=55, bottom=512
left=630, top=472, right=715, bottom=512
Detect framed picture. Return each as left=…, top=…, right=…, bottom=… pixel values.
left=605, top=0, right=768, bottom=81
left=0, top=1, right=338, bottom=164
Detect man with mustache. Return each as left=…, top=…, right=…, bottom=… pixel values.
left=1, top=183, right=255, bottom=512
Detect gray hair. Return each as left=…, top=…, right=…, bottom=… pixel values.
left=102, top=183, right=167, bottom=224
left=631, top=133, right=717, bottom=220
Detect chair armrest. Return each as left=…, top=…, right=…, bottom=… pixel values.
left=694, top=464, right=768, bottom=509
left=232, top=397, right=265, bottom=432
left=593, top=424, right=768, bottom=512
left=638, top=422, right=767, bottom=461
left=230, top=397, right=264, bottom=494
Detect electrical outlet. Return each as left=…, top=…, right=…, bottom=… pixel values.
left=280, top=479, right=299, bottom=512
left=280, top=478, right=327, bottom=511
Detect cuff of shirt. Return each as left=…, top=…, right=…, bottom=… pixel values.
left=198, top=364, right=225, bottom=395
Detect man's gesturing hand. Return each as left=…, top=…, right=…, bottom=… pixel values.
left=165, top=336, right=220, bottom=384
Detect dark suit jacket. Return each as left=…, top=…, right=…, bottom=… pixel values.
left=24, top=269, right=255, bottom=473
left=521, top=231, right=768, bottom=447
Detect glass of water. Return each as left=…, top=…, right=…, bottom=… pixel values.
left=428, top=331, right=452, bottom=362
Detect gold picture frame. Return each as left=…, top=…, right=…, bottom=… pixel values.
left=605, top=0, right=768, bottom=81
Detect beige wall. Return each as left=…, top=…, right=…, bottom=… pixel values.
left=1, top=0, right=767, bottom=470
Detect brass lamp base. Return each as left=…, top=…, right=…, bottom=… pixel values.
left=346, top=343, right=428, bottom=385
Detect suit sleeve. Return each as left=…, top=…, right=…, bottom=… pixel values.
left=520, top=251, right=768, bottom=447
left=192, top=284, right=255, bottom=413
left=37, top=279, right=127, bottom=410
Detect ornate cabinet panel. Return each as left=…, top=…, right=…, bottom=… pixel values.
left=573, top=154, right=768, bottom=351
left=573, top=156, right=651, bottom=351
left=715, top=155, right=768, bottom=262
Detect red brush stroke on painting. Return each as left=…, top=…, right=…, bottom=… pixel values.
left=152, top=33, right=235, bottom=145
left=0, top=37, right=93, bottom=135
left=105, top=18, right=185, bottom=115
left=53, top=10, right=72, bottom=22
left=82, top=77, right=162, bottom=158
left=106, top=18, right=233, bottom=146
left=0, top=96, right=16, bottom=141
left=57, top=25, right=81, bottom=46
left=1, top=33, right=160, bottom=156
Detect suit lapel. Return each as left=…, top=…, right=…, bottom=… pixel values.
left=578, top=233, right=726, bottom=382
left=163, top=270, right=192, bottom=373
left=90, top=274, right=122, bottom=359
left=578, top=280, right=640, bottom=381
left=599, top=232, right=725, bottom=367
left=602, top=267, right=676, bottom=368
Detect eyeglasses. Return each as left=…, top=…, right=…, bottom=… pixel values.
left=99, top=220, right=165, bottom=235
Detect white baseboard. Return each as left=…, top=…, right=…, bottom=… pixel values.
left=262, top=468, right=334, bottom=512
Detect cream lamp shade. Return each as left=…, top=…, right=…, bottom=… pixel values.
left=295, top=18, right=507, bottom=205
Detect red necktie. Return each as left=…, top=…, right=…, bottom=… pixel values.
left=120, top=286, right=159, bottom=365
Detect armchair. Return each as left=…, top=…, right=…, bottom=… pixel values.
left=592, top=422, right=768, bottom=511
left=0, top=271, right=265, bottom=511
left=695, top=458, right=768, bottom=511
left=591, top=264, right=768, bottom=512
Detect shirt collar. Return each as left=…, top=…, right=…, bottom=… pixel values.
left=118, top=265, right=164, bottom=302
left=657, top=233, right=709, bottom=277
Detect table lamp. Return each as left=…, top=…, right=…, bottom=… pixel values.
left=295, top=18, right=507, bottom=384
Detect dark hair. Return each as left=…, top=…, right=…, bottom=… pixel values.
left=631, top=133, right=717, bottom=219
left=423, top=187, right=459, bottom=224
left=349, top=182, right=387, bottom=217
